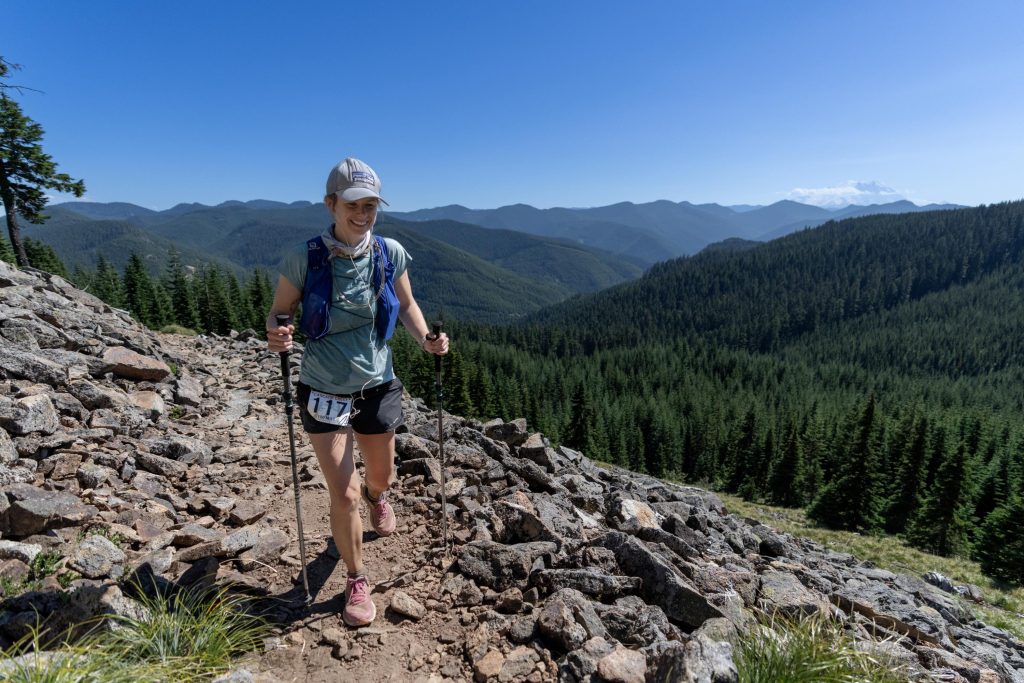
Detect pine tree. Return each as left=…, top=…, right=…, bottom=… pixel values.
left=91, top=255, right=124, bottom=308
left=767, top=424, right=803, bottom=507
left=225, top=271, right=252, bottom=331
left=883, top=413, right=929, bottom=534
left=197, top=265, right=236, bottom=334
left=974, top=493, right=1024, bottom=585
left=22, top=237, right=68, bottom=277
left=246, top=267, right=273, bottom=330
left=166, top=250, right=200, bottom=331
left=905, top=438, right=974, bottom=557
left=0, top=82, right=85, bottom=267
left=0, top=232, right=14, bottom=263
left=807, top=393, right=885, bottom=532
left=122, top=253, right=157, bottom=326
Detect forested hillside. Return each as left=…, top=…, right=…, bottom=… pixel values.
left=393, top=201, right=1024, bottom=584
left=30, top=202, right=640, bottom=322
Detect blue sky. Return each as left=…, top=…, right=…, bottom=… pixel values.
left=5, top=1, right=1023, bottom=211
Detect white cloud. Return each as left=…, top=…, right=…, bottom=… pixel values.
left=785, top=181, right=905, bottom=209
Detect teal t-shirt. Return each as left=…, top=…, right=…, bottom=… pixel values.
left=279, top=235, right=410, bottom=395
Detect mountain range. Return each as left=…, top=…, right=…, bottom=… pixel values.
left=27, top=196, right=960, bottom=322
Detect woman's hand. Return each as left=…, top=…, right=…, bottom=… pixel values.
left=267, top=319, right=294, bottom=353
left=423, top=332, right=449, bottom=355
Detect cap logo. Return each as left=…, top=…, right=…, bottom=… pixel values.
left=350, top=170, right=375, bottom=186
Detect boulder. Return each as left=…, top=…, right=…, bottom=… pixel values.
left=101, top=346, right=171, bottom=381
left=0, top=394, right=60, bottom=435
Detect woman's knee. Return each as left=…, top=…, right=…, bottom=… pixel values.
left=329, top=482, right=362, bottom=513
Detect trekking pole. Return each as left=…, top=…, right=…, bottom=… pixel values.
left=429, top=321, right=449, bottom=553
left=275, top=314, right=312, bottom=605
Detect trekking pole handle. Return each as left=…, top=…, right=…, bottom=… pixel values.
left=275, top=314, right=293, bottom=395
left=429, top=321, right=443, bottom=370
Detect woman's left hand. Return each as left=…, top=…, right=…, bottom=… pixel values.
left=424, top=332, right=450, bottom=355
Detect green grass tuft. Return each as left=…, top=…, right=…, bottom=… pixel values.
left=736, top=612, right=913, bottom=683
left=94, top=584, right=272, bottom=676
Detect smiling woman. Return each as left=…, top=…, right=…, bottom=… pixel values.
left=265, top=157, right=449, bottom=628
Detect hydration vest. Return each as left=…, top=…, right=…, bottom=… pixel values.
left=299, top=234, right=399, bottom=345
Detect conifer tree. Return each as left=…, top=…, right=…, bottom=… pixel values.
left=905, top=438, right=974, bottom=556
left=0, top=68, right=85, bottom=267
left=0, top=233, right=14, bottom=263
left=767, top=424, right=803, bottom=507
left=246, top=268, right=273, bottom=330
left=807, top=393, right=884, bottom=532
left=22, top=237, right=68, bottom=277
left=883, top=413, right=929, bottom=533
left=123, top=253, right=157, bottom=326
left=974, top=494, right=1024, bottom=585
left=225, top=271, right=252, bottom=330
left=92, top=255, right=124, bottom=308
left=197, top=265, right=237, bottom=334
left=166, top=250, right=200, bottom=331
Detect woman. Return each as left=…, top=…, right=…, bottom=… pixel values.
left=266, top=157, right=449, bottom=627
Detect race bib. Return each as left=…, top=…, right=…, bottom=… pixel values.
left=306, top=389, right=352, bottom=426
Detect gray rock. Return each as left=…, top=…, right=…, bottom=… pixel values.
left=0, top=539, right=43, bottom=564
left=70, top=534, right=126, bottom=579
left=647, top=635, right=738, bottom=683
left=532, top=568, right=641, bottom=600
left=757, top=570, right=831, bottom=618
left=483, top=417, right=530, bottom=447
left=66, top=380, right=131, bottom=410
left=0, top=394, right=59, bottom=435
left=537, top=588, right=608, bottom=652
left=0, top=428, right=19, bottom=464
left=173, top=524, right=225, bottom=547
left=77, top=462, right=117, bottom=490
left=0, top=463, right=35, bottom=486
left=135, top=452, right=186, bottom=482
left=229, top=500, right=266, bottom=526
left=174, top=374, right=204, bottom=407
left=0, top=347, right=67, bottom=386
left=145, top=436, right=213, bottom=466
left=238, top=527, right=289, bottom=568
left=2, top=483, right=98, bottom=536
left=129, top=391, right=165, bottom=419
left=389, top=590, right=426, bottom=620
left=599, top=531, right=723, bottom=631
left=559, top=636, right=617, bottom=681
left=458, top=540, right=557, bottom=591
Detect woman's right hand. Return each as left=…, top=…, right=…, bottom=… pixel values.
left=267, top=318, right=294, bottom=353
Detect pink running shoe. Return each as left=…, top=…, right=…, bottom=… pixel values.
left=343, top=575, right=376, bottom=627
left=364, top=486, right=396, bottom=536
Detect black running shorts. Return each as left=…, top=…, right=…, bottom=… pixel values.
left=297, top=379, right=405, bottom=435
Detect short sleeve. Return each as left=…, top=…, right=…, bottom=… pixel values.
left=279, top=241, right=308, bottom=292
left=382, top=237, right=410, bottom=279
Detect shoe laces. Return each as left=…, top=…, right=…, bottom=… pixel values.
left=372, top=491, right=389, bottom=519
left=347, top=575, right=369, bottom=603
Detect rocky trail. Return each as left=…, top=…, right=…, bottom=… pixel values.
left=1, top=260, right=1023, bottom=682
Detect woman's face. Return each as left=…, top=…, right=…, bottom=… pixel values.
left=327, top=196, right=379, bottom=242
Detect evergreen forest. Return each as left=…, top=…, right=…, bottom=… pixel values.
left=8, top=201, right=1024, bottom=585
left=394, top=202, right=1024, bottom=585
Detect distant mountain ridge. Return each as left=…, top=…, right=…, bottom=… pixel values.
left=390, top=198, right=963, bottom=263
left=35, top=200, right=645, bottom=322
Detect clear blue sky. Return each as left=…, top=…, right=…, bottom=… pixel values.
left=5, top=1, right=1023, bottom=211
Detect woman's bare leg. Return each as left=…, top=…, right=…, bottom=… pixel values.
left=309, top=429, right=363, bottom=574
left=356, top=432, right=396, bottom=500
